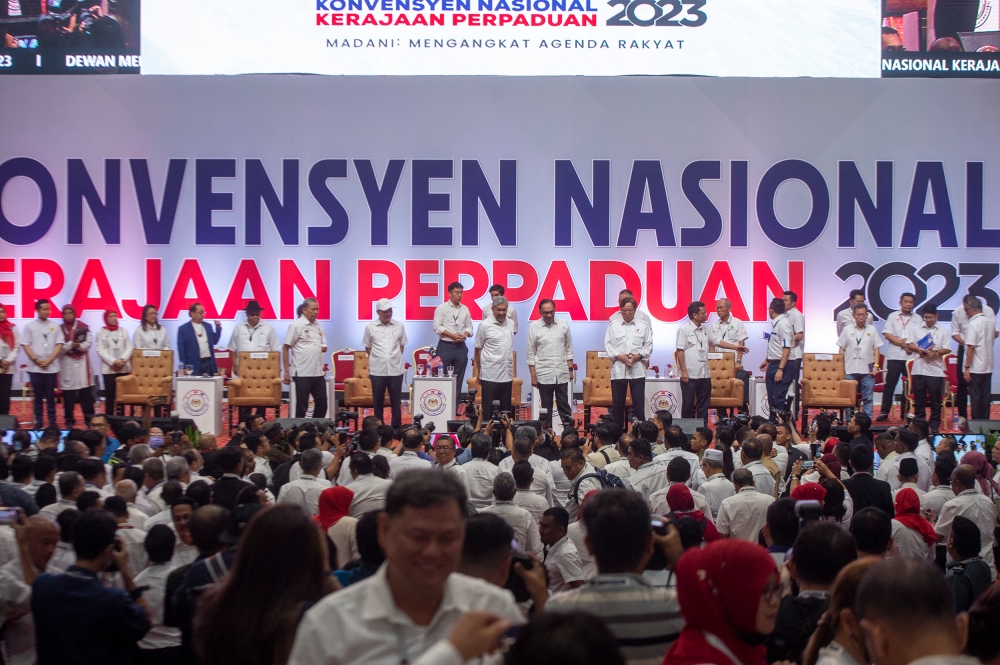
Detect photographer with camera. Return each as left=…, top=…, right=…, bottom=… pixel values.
left=527, top=299, right=575, bottom=431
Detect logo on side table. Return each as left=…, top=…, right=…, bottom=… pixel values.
left=419, top=389, right=447, bottom=417
left=648, top=390, right=678, bottom=414
left=183, top=389, right=210, bottom=417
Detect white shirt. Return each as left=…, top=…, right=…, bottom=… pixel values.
left=134, top=562, right=183, bottom=650
left=710, top=315, right=749, bottom=348
left=892, top=482, right=926, bottom=502
left=649, top=483, right=713, bottom=522
left=766, top=314, right=794, bottom=361
left=526, top=318, right=574, bottom=385
left=513, top=489, right=550, bottom=524
left=652, top=449, right=702, bottom=489
left=463, top=459, right=499, bottom=510
left=474, top=317, right=516, bottom=383
left=911, top=323, right=953, bottom=377
left=883, top=310, right=919, bottom=362
left=191, top=322, right=211, bottom=358
left=837, top=323, right=884, bottom=375
left=964, top=312, right=996, bottom=374
left=743, top=460, right=776, bottom=496
left=290, top=451, right=335, bottom=483
left=890, top=520, right=934, bottom=563
left=0, top=325, right=18, bottom=375
left=716, top=487, right=774, bottom=541
left=884, top=452, right=933, bottom=492
left=363, top=319, right=408, bottom=377
left=610, top=309, right=653, bottom=328
left=228, top=320, right=281, bottom=356
left=566, top=464, right=604, bottom=521
left=133, top=325, right=170, bottom=350
left=287, top=565, right=523, bottom=665
left=347, top=473, right=391, bottom=518
left=550, top=459, right=574, bottom=506
left=627, top=462, right=670, bottom=501
left=699, top=473, right=736, bottom=519
left=437, top=459, right=471, bottom=499
left=284, top=317, right=327, bottom=377
left=602, top=459, right=635, bottom=482
left=432, top=301, right=473, bottom=342
left=117, top=525, right=149, bottom=574
left=935, top=489, right=998, bottom=579
left=605, top=318, right=652, bottom=380
left=481, top=501, right=542, bottom=558
left=498, top=453, right=552, bottom=480
left=915, top=440, right=934, bottom=468
left=483, top=305, right=518, bottom=334
left=276, top=474, right=332, bottom=518
left=544, top=534, right=585, bottom=593
left=676, top=319, right=713, bottom=380
left=567, top=520, right=597, bottom=580
left=837, top=308, right=873, bottom=336
left=389, top=450, right=433, bottom=479
left=921, top=485, right=956, bottom=518
left=20, top=318, right=61, bottom=373
left=96, top=327, right=133, bottom=374
left=785, top=307, right=805, bottom=361
left=252, top=455, right=274, bottom=485
left=126, top=506, right=149, bottom=530
left=0, top=557, right=63, bottom=665
left=951, top=304, right=996, bottom=342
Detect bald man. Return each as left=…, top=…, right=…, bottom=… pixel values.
left=0, top=515, right=61, bottom=665
left=935, top=465, right=998, bottom=580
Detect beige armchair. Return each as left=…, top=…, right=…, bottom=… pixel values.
left=800, top=353, right=858, bottom=429
left=227, top=351, right=282, bottom=428
left=343, top=351, right=392, bottom=413
left=581, top=350, right=630, bottom=425
left=115, top=349, right=174, bottom=416
left=466, top=351, right=523, bottom=411
left=709, top=353, right=745, bottom=411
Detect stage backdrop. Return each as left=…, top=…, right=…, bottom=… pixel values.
left=1, top=76, right=999, bottom=393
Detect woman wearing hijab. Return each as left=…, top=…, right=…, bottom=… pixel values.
left=962, top=451, right=1000, bottom=500
left=316, top=486, right=359, bottom=569
left=133, top=304, right=169, bottom=350
left=96, top=309, right=133, bottom=416
left=665, top=539, right=781, bottom=665
left=890, top=488, right=936, bottom=562
left=59, top=305, right=94, bottom=426
left=664, top=483, right=720, bottom=546
left=0, top=305, right=18, bottom=415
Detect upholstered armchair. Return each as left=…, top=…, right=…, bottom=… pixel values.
left=581, top=350, right=630, bottom=424
left=115, top=349, right=174, bottom=416
left=708, top=353, right=745, bottom=411
left=800, top=353, right=858, bottom=429
left=227, top=351, right=282, bottom=427
left=466, top=351, right=523, bottom=409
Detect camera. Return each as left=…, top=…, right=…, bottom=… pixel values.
left=412, top=414, right=424, bottom=428
left=489, top=401, right=503, bottom=426
left=795, top=499, right=822, bottom=529
left=646, top=518, right=668, bottom=570
left=504, top=545, right=546, bottom=603
left=336, top=409, right=359, bottom=425
left=775, top=410, right=792, bottom=423
left=463, top=388, right=478, bottom=420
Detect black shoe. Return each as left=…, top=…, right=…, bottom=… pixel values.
left=875, top=413, right=889, bottom=422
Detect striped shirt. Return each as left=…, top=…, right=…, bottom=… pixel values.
left=545, top=573, right=683, bottom=665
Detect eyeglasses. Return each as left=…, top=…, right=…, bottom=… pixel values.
left=883, top=44, right=906, bottom=52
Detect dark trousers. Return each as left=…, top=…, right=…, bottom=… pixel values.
left=681, top=377, right=713, bottom=424
left=765, top=360, right=795, bottom=423
left=610, top=377, right=645, bottom=426
left=912, top=374, right=944, bottom=431
left=0, top=373, right=10, bottom=415
left=62, top=387, right=95, bottom=426
left=956, top=345, right=968, bottom=418
left=293, top=375, right=328, bottom=419
left=103, top=372, right=128, bottom=416
left=969, top=372, right=992, bottom=420
left=480, top=380, right=513, bottom=422
left=436, top=341, right=469, bottom=405
left=538, top=382, right=573, bottom=429
left=370, top=374, right=404, bottom=429
left=29, top=372, right=57, bottom=428
left=880, top=359, right=908, bottom=416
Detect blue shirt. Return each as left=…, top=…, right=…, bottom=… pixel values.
left=33, top=566, right=150, bottom=665
left=456, top=446, right=473, bottom=465
left=101, top=437, right=120, bottom=463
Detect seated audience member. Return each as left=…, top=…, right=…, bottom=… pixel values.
left=195, top=505, right=337, bottom=665
left=625, top=438, right=670, bottom=502
left=538, top=506, right=585, bottom=593
left=850, top=507, right=894, bottom=558
left=698, top=448, right=735, bottom=519
left=32, top=510, right=151, bottom=665
left=341, top=510, right=386, bottom=586
left=945, top=515, right=992, bottom=613
left=457, top=514, right=548, bottom=611
left=716, top=468, right=774, bottom=541
left=76, top=490, right=104, bottom=513
left=965, top=585, right=1000, bottom=665
left=922, top=458, right=957, bottom=518
left=0, top=516, right=60, bottom=665
left=891, top=488, right=936, bottom=562
left=666, top=540, right=780, bottom=665
left=505, top=612, right=626, bottom=665
left=845, top=445, right=894, bottom=516
left=767, top=523, right=858, bottom=664
left=41, top=471, right=83, bottom=518
left=464, top=433, right=500, bottom=511
left=276, top=449, right=331, bottom=518
left=562, top=448, right=604, bottom=521
left=801, top=558, right=880, bottom=665
left=208, top=446, right=253, bottom=511
left=649, top=458, right=712, bottom=518
left=545, top=489, right=684, bottom=664
left=344, top=453, right=390, bottom=518
left=134, top=525, right=182, bottom=665
left=663, top=484, right=719, bottom=543
left=389, top=428, right=434, bottom=478
left=288, top=471, right=522, bottom=665
left=34, top=483, right=57, bottom=510
left=763, top=498, right=800, bottom=570
left=855, top=559, right=976, bottom=665
left=511, top=461, right=549, bottom=524
left=934, top=464, right=997, bottom=579
left=316, top=486, right=359, bottom=569
left=480, top=473, right=542, bottom=558
left=892, top=458, right=924, bottom=500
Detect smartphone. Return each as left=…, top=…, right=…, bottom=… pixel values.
left=0, top=508, right=20, bottom=525
left=801, top=461, right=814, bottom=471
left=650, top=517, right=668, bottom=535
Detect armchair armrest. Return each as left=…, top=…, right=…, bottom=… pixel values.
left=228, top=377, right=244, bottom=398
left=343, top=377, right=362, bottom=401
left=116, top=375, right=139, bottom=394
left=156, top=377, right=174, bottom=390
left=582, top=377, right=594, bottom=402
left=800, top=379, right=816, bottom=403
left=732, top=378, right=744, bottom=397
left=839, top=380, right=858, bottom=399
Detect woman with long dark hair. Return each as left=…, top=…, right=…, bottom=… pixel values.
left=194, top=505, right=336, bottom=665
left=133, top=305, right=169, bottom=350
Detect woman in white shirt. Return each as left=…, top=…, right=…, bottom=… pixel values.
left=0, top=306, right=17, bottom=415
left=96, top=310, right=133, bottom=416
left=133, top=305, right=170, bottom=350
left=316, top=486, right=359, bottom=569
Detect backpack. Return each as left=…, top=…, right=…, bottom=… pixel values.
left=571, top=467, right=626, bottom=503
left=271, top=454, right=300, bottom=494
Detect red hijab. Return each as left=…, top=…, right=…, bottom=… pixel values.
left=666, top=484, right=719, bottom=542
left=0, top=307, right=13, bottom=348
left=314, top=486, right=353, bottom=531
left=961, top=451, right=1000, bottom=497
left=103, top=310, right=119, bottom=331
left=791, top=482, right=827, bottom=503
left=665, top=540, right=777, bottom=665
left=820, top=453, right=842, bottom=479
left=893, top=488, right=937, bottom=547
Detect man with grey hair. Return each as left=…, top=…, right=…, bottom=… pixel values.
left=276, top=448, right=332, bottom=517
left=480, top=473, right=543, bottom=558
left=127, top=444, right=153, bottom=466
left=711, top=297, right=750, bottom=415
left=961, top=296, right=996, bottom=420
left=142, top=457, right=168, bottom=514
left=474, top=295, right=516, bottom=423
left=283, top=297, right=328, bottom=419
left=950, top=292, right=997, bottom=419
left=165, top=457, right=191, bottom=485
left=482, top=284, right=518, bottom=333
left=114, top=479, right=149, bottom=529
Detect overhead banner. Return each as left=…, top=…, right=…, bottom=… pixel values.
left=1, top=76, right=999, bottom=387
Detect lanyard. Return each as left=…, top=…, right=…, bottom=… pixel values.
left=854, top=330, right=865, bottom=346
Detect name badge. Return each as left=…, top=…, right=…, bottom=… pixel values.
left=815, top=354, right=833, bottom=361
left=250, top=352, right=269, bottom=359
left=854, top=348, right=863, bottom=359
left=707, top=353, right=723, bottom=360
left=901, top=331, right=909, bottom=340
left=142, top=350, right=162, bottom=357
left=698, top=350, right=708, bottom=362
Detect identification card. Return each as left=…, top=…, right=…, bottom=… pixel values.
left=853, top=348, right=862, bottom=359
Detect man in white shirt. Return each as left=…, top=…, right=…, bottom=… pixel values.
left=538, top=507, right=585, bottom=592
left=739, top=438, right=776, bottom=496
left=512, top=462, right=551, bottom=523
left=935, top=465, right=998, bottom=580
left=711, top=298, right=751, bottom=415
left=921, top=458, right=957, bottom=518
left=891, top=458, right=926, bottom=501
left=133, top=525, right=183, bottom=661
left=389, top=429, right=434, bottom=478
left=0, top=516, right=61, bottom=665
left=480, top=473, right=542, bottom=558
left=527, top=299, right=575, bottom=430
left=716, top=468, right=774, bottom=541
left=836, top=289, right=873, bottom=336
left=482, top=284, right=518, bottom=333
left=837, top=302, right=885, bottom=417
left=950, top=293, right=997, bottom=420
left=782, top=291, right=806, bottom=388
left=345, top=453, right=391, bottom=518
left=677, top=301, right=748, bottom=424
left=883, top=429, right=933, bottom=492
left=433, top=434, right=470, bottom=498
left=907, top=303, right=953, bottom=433
left=876, top=294, right=918, bottom=425
left=276, top=450, right=331, bottom=518
left=464, top=434, right=499, bottom=511
left=227, top=300, right=281, bottom=423
left=288, top=471, right=523, bottom=665
left=245, top=433, right=273, bottom=487
left=697, top=449, right=735, bottom=518
left=20, top=299, right=62, bottom=429
left=283, top=298, right=328, bottom=419
left=498, top=438, right=554, bottom=506
left=474, top=297, right=516, bottom=423
left=605, top=297, right=653, bottom=427
left=962, top=297, right=996, bottom=421
left=760, top=298, right=795, bottom=425
left=562, top=449, right=604, bottom=522
left=625, top=438, right=670, bottom=501
left=364, top=298, right=408, bottom=429
left=433, top=282, right=474, bottom=407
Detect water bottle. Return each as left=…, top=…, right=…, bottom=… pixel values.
left=667, top=364, right=675, bottom=379
left=953, top=411, right=959, bottom=431
left=710, top=409, right=717, bottom=425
